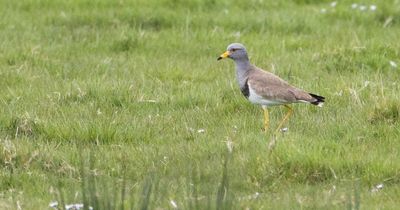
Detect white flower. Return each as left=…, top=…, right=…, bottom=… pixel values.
left=320, top=8, right=327, bottom=13
left=330, top=1, right=337, bottom=7
left=351, top=3, right=358, bottom=9
left=252, top=192, right=260, bottom=199
left=49, top=201, right=58, bottom=208
left=197, top=129, right=205, bottom=133
left=170, top=200, right=178, bottom=208
left=65, top=204, right=93, bottom=210
left=390, top=61, right=397, bottom=68
left=65, top=204, right=84, bottom=210
left=50, top=202, right=93, bottom=210
left=371, top=183, right=384, bottom=193
left=370, top=5, right=377, bottom=11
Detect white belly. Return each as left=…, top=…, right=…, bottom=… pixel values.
left=248, top=86, right=287, bottom=106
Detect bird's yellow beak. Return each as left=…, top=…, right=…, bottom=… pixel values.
left=217, top=51, right=230, bottom=60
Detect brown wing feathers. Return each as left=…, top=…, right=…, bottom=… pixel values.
left=248, top=66, right=325, bottom=105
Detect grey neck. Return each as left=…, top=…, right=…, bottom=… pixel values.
left=234, top=59, right=251, bottom=87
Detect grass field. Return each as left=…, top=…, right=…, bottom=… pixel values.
left=1, top=0, right=400, bottom=209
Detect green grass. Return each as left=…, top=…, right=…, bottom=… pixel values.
left=1, top=0, right=400, bottom=209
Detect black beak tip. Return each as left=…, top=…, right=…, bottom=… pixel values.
left=217, top=57, right=222, bottom=61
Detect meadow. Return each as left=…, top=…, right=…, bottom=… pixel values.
left=1, top=0, right=400, bottom=209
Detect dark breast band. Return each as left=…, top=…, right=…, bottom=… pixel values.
left=240, top=80, right=249, bottom=98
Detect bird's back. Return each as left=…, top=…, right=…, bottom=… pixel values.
left=247, top=65, right=315, bottom=103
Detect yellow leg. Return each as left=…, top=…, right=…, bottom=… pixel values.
left=262, top=106, right=269, bottom=132
left=275, top=105, right=293, bottom=133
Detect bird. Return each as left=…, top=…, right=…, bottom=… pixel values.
left=218, top=43, right=325, bottom=133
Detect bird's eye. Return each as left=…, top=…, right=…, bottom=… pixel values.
left=231, top=48, right=237, bottom=52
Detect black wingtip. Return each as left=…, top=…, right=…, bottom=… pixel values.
left=309, top=93, right=325, bottom=106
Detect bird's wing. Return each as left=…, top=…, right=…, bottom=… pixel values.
left=248, top=67, right=314, bottom=103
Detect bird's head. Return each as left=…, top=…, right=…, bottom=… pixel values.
left=217, top=43, right=248, bottom=61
